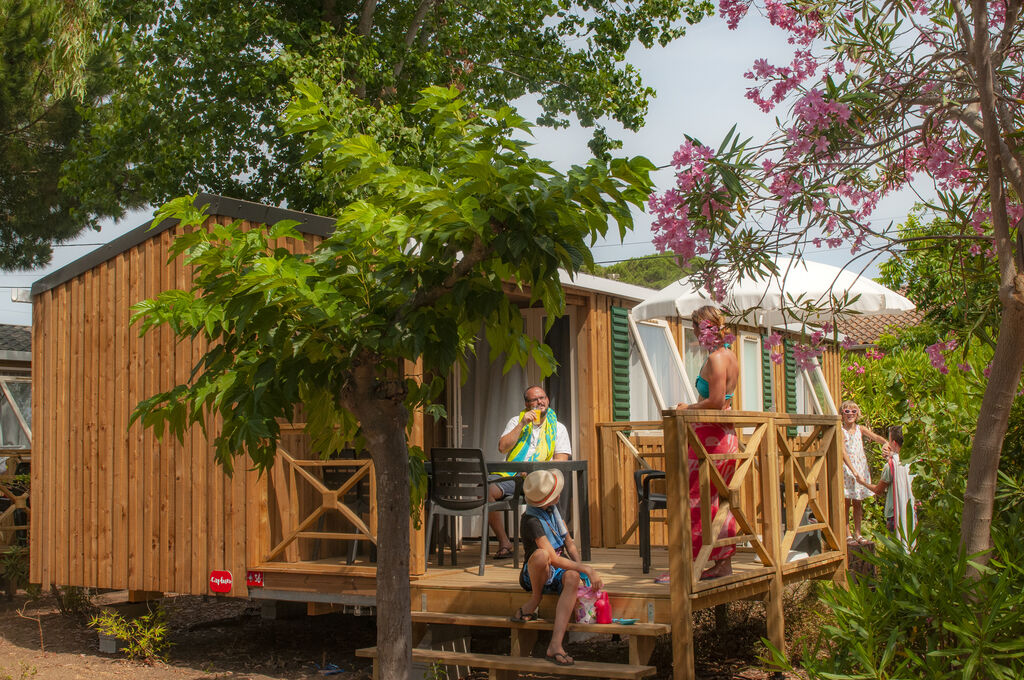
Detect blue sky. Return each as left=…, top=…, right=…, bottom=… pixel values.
left=0, top=12, right=915, bottom=326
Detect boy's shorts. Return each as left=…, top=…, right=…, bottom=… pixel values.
left=519, top=562, right=566, bottom=594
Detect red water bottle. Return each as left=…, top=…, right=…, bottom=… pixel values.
left=595, top=591, right=612, bottom=624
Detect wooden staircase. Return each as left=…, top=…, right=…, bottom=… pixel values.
left=357, top=610, right=666, bottom=679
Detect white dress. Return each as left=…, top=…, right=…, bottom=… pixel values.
left=842, top=426, right=872, bottom=501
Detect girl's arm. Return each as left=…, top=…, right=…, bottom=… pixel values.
left=859, top=425, right=888, bottom=447
left=841, top=447, right=858, bottom=474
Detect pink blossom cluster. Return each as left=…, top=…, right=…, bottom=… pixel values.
left=925, top=338, right=958, bottom=374
left=865, top=348, right=885, bottom=360
left=791, top=342, right=823, bottom=370
left=846, top=361, right=866, bottom=374
left=719, top=0, right=751, bottom=29
left=696, top=319, right=736, bottom=351
left=898, top=133, right=973, bottom=191
left=650, top=141, right=721, bottom=267
left=744, top=50, right=819, bottom=112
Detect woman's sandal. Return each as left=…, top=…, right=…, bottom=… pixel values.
left=546, top=651, right=574, bottom=666
left=510, top=607, right=541, bottom=623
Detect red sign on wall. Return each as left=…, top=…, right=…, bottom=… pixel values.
left=209, top=570, right=233, bottom=594
left=246, top=570, right=264, bottom=588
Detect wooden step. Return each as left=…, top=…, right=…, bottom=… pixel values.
left=356, top=646, right=657, bottom=679
left=411, top=610, right=670, bottom=636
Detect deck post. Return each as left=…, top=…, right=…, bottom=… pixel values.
left=664, top=410, right=696, bottom=680
left=762, top=417, right=785, bottom=655
left=597, top=425, right=621, bottom=549
left=826, top=424, right=848, bottom=587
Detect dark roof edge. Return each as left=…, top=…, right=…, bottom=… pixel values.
left=31, top=193, right=337, bottom=296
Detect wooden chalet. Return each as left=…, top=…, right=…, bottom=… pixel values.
left=31, top=195, right=847, bottom=679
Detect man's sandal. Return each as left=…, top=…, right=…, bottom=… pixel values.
left=493, top=546, right=514, bottom=560
left=510, top=607, right=541, bottom=622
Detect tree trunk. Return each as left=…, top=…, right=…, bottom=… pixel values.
left=349, top=390, right=413, bottom=680
left=960, top=289, right=1024, bottom=566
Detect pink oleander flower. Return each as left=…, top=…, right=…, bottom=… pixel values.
left=792, top=342, right=823, bottom=369
left=697, top=319, right=727, bottom=351
left=763, top=332, right=783, bottom=348
left=840, top=337, right=856, bottom=350
left=925, top=339, right=958, bottom=374
left=771, top=350, right=785, bottom=364
left=958, top=362, right=971, bottom=372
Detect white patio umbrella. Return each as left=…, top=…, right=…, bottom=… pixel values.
left=631, top=255, right=915, bottom=325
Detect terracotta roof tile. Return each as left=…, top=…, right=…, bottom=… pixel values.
left=836, top=310, right=923, bottom=346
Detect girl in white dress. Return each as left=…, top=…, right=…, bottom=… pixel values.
left=840, top=400, right=889, bottom=542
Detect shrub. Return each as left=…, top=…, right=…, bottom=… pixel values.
left=1, top=546, right=28, bottom=599
left=768, top=500, right=1024, bottom=679
left=51, top=586, right=96, bottom=620
left=89, top=606, right=171, bottom=663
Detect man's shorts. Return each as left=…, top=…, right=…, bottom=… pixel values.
left=519, top=562, right=566, bottom=595
left=488, top=475, right=516, bottom=499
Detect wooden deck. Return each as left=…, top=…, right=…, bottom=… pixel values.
left=412, top=546, right=843, bottom=624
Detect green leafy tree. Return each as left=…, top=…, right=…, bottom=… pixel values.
left=66, top=0, right=711, bottom=230
left=131, top=84, right=653, bottom=679
left=0, top=0, right=104, bottom=268
left=880, top=213, right=1001, bottom=350
left=591, top=253, right=686, bottom=289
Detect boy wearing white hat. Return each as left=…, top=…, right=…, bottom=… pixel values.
left=511, top=468, right=603, bottom=667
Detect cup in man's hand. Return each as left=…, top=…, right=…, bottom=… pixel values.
left=533, top=408, right=544, bottom=422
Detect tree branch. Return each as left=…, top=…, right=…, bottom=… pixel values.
left=393, top=0, right=437, bottom=83
left=398, top=235, right=493, bottom=319
left=358, top=0, right=378, bottom=36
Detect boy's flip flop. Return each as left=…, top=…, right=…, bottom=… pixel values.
left=510, top=607, right=542, bottom=622
left=654, top=573, right=670, bottom=584
left=546, top=651, right=574, bottom=666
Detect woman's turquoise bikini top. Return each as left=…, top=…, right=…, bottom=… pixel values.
left=695, top=343, right=734, bottom=401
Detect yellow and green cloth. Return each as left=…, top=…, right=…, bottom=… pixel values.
left=496, top=408, right=559, bottom=477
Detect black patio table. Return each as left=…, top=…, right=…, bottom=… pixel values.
left=486, top=459, right=591, bottom=561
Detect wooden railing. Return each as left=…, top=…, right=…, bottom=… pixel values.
left=597, top=411, right=844, bottom=590
left=263, top=438, right=377, bottom=565
left=0, top=451, right=30, bottom=549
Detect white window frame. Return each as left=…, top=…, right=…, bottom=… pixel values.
left=627, top=314, right=696, bottom=413
left=738, top=333, right=763, bottom=412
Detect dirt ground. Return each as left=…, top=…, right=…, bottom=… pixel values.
left=0, top=587, right=809, bottom=680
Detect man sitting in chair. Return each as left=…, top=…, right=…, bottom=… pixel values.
left=488, top=385, right=571, bottom=559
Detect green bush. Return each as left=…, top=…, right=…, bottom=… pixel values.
left=89, top=606, right=171, bottom=663
left=51, top=585, right=95, bottom=620
left=1, top=546, right=28, bottom=598
left=768, top=500, right=1024, bottom=679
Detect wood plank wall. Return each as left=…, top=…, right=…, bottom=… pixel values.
left=576, top=291, right=642, bottom=549
left=30, top=216, right=320, bottom=595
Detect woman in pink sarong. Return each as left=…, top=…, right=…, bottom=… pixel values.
left=656, top=305, right=739, bottom=584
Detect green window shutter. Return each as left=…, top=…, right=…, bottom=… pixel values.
left=784, top=339, right=797, bottom=437
left=610, top=306, right=630, bottom=421
left=761, top=334, right=774, bottom=412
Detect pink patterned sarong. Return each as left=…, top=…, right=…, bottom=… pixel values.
left=688, top=422, right=739, bottom=561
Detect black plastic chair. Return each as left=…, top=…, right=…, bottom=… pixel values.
left=635, top=469, right=667, bottom=574
left=426, top=448, right=518, bottom=576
